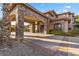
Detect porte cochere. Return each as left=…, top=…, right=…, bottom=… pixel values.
left=1, top=3, right=75, bottom=46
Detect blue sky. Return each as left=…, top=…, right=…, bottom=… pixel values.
left=0, top=3, right=79, bottom=17
left=0, top=3, right=2, bottom=18
left=29, top=3, right=79, bottom=15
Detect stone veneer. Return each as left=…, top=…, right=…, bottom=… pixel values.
left=1, top=3, right=11, bottom=47
left=16, top=5, right=24, bottom=42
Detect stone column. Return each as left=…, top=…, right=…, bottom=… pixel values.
left=29, top=24, right=32, bottom=33
left=63, top=21, right=68, bottom=32
left=70, top=14, right=74, bottom=30
left=29, top=23, right=35, bottom=33
left=37, top=22, right=40, bottom=33
left=43, top=19, right=49, bottom=34
left=47, top=19, right=51, bottom=32
left=35, top=22, right=38, bottom=33
left=38, top=22, right=41, bottom=33
left=16, top=6, right=24, bottom=42
left=32, top=23, right=35, bottom=33
left=2, top=3, right=11, bottom=47
left=44, top=22, right=47, bottom=34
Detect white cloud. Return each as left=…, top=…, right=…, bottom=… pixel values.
left=40, top=4, right=46, bottom=7
left=63, top=6, right=72, bottom=12
left=66, top=6, right=71, bottom=9
left=63, top=9, right=67, bottom=12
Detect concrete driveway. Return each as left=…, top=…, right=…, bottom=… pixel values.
left=9, top=32, right=79, bottom=56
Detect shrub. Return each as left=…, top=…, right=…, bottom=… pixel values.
left=48, top=28, right=65, bottom=36
left=48, top=28, right=79, bottom=36
left=24, top=27, right=30, bottom=32
left=66, top=28, right=79, bottom=36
